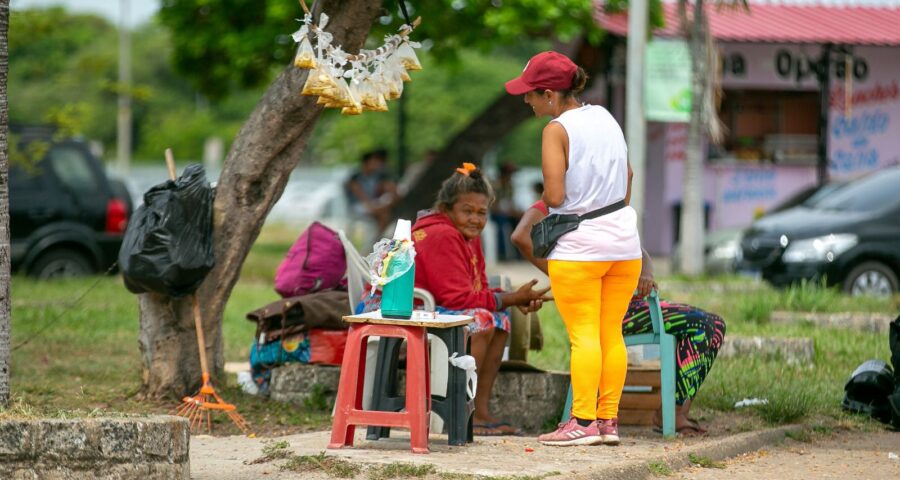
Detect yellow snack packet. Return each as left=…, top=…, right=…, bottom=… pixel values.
left=293, top=36, right=317, bottom=69
left=301, top=65, right=339, bottom=97
left=396, top=42, right=422, bottom=71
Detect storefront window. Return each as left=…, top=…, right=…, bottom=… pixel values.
left=712, top=90, right=820, bottom=165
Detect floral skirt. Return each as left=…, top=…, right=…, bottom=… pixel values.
left=356, top=292, right=510, bottom=335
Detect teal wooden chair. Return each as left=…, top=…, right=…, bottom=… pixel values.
left=559, top=289, right=677, bottom=437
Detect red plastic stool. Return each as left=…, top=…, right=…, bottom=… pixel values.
left=328, top=322, right=431, bottom=454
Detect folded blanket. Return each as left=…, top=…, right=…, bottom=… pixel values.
left=246, top=289, right=350, bottom=343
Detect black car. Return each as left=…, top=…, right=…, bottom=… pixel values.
left=738, top=166, right=900, bottom=296
left=10, top=139, right=131, bottom=278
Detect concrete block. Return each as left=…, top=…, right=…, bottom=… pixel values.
left=770, top=310, right=893, bottom=333
left=719, top=335, right=815, bottom=365
left=488, top=370, right=570, bottom=432
left=270, top=363, right=341, bottom=405
left=0, top=421, right=37, bottom=459
left=98, top=419, right=139, bottom=460
left=0, top=416, right=190, bottom=479
left=36, top=420, right=93, bottom=460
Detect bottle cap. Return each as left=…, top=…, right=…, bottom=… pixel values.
left=393, top=219, right=412, bottom=241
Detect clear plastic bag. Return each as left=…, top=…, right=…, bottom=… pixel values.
left=338, top=78, right=363, bottom=115
left=293, top=36, right=317, bottom=69
left=358, top=78, right=389, bottom=112
left=301, top=65, right=340, bottom=98
left=396, top=41, right=422, bottom=71
left=365, top=238, right=416, bottom=293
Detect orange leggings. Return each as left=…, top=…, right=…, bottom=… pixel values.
left=548, top=259, right=642, bottom=420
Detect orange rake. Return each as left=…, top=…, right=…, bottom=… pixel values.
left=173, top=295, right=252, bottom=435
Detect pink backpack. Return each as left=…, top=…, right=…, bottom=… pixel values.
left=275, top=222, right=347, bottom=298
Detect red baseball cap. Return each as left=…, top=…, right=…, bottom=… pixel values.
left=505, top=51, right=578, bottom=95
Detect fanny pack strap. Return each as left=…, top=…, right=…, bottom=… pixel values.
left=577, top=199, right=627, bottom=221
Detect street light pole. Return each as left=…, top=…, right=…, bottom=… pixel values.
left=116, top=0, right=132, bottom=175
left=626, top=0, right=648, bottom=230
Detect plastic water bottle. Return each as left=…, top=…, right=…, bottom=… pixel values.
left=381, top=219, right=414, bottom=319
left=236, top=371, right=259, bottom=395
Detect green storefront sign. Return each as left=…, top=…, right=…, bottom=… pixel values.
left=646, top=39, right=691, bottom=122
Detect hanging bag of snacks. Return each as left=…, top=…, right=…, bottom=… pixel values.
left=290, top=0, right=423, bottom=115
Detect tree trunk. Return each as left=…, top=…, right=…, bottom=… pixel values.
left=679, top=0, right=707, bottom=275
left=0, top=0, right=9, bottom=408
left=393, top=37, right=609, bottom=222
left=137, top=0, right=382, bottom=399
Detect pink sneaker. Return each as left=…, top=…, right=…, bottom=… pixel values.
left=537, top=417, right=602, bottom=447
left=595, top=418, right=620, bottom=445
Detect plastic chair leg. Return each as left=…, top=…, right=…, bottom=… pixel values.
left=405, top=327, right=431, bottom=454
left=561, top=384, right=573, bottom=423
left=366, top=337, right=402, bottom=440
left=432, top=326, right=472, bottom=445
left=659, top=335, right=677, bottom=438
left=328, top=325, right=367, bottom=449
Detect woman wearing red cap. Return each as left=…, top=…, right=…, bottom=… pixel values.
left=506, top=51, right=642, bottom=446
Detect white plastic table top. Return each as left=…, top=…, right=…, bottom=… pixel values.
left=342, top=310, right=473, bottom=328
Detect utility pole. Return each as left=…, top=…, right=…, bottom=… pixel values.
left=116, top=0, right=132, bottom=175
left=626, top=0, right=648, bottom=229
left=397, top=88, right=408, bottom=177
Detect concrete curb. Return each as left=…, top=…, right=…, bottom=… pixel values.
left=573, top=425, right=802, bottom=480
left=0, top=415, right=190, bottom=480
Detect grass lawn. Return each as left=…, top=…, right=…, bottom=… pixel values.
left=5, top=224, right=899, bottom=436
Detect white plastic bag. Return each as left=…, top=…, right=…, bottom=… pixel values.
left=449, top=352, right=478, bottom=400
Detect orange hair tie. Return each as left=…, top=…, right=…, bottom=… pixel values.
left=455, top=162, right=477, bottom=176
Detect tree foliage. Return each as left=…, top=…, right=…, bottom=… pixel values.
left=158, top=0, right=603, bottom=100
left=8, top=6, right=262, bottom=161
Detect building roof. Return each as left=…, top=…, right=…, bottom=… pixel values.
left=596, top=2, right=900, bottom=46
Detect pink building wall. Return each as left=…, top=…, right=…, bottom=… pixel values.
left=642, top=43, right=900, bottom=255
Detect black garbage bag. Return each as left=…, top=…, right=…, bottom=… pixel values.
left=842, top=359, right=894, bottom=424
left=118, top=164, right=215, bottom=297
left=890, top=315, right=900, bottom=429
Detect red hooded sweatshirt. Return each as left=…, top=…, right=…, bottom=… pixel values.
left=411, top=211, right=498, bottom=311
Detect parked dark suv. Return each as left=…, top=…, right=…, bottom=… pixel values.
left=10, top=138, right=131, bottom=278
left=738, top=166, right=900, bottom=296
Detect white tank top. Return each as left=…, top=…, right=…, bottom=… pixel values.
left=548, top=105, right=642, bottom=262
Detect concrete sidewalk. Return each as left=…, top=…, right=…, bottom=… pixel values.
left=190, top=425, right=800, bottom=479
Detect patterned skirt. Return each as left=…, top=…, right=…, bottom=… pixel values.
left=622, top=298, right=726, bottom=405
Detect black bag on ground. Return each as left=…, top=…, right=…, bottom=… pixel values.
left=842, top=359, right=894, bottom=424
left=530, top=200, right=627, bottom=258
left=889, top=315, right=900, bottom=429
left=119, top=164, right=215, bottom=297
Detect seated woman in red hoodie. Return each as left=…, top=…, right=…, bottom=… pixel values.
left=361, top=163, right=551, bottom=436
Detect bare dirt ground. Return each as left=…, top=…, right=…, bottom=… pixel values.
left=188, top=424, right=899, bottom=479
left=672, top=430, right=899, bottom=480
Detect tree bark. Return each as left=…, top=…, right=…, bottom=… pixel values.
left=679, top=0, right=707, bottom=275
left=137, top=0, right=382, bottom=399
left=0, top=0, right=9, bottom=408
left=393, top=37, right=609, bottom=222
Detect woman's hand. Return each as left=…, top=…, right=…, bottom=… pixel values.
left=516, top=298, right=545, bottom=314
left=636, top=272, right=658, bottom=299
left=636, top=248, right=657, bottom=298
left=504, top=279, right=552, bottom=311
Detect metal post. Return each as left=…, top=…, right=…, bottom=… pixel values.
left=817, top=44, right=832, bottom=186
left=626, top=0, right=648, bottom=228
left=397, top=89, right=407, bottom=177
left=116, top=0, right=132, bottom=175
